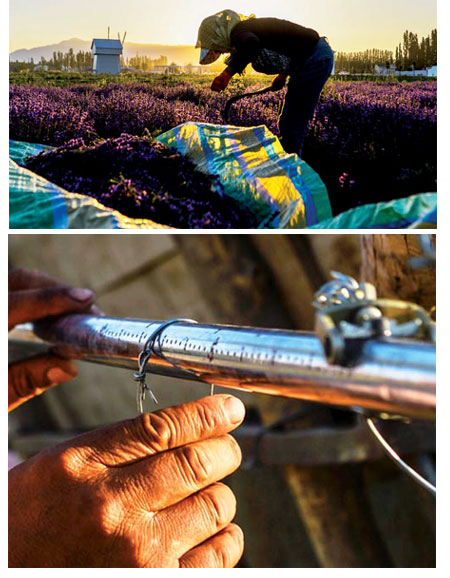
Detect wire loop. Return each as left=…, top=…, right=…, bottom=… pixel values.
left=133, top=318, right=198, bottom=414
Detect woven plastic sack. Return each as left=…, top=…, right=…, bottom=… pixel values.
left=9, top=136, right=436, bottom=230
left=309, top=193, right=437, bottom=229
left=156, top=122, right=332, bottom=228
left=9, top=142, right=171, bottom=230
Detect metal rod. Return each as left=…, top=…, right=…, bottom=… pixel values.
left=366, top=418, right=436, bottom=495
left=223, top=87, right=274, bottom=123
left=10, top=315, right=436, bottom=421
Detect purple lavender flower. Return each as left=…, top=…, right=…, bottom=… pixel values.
left=10, top=79, right=437, bottom=215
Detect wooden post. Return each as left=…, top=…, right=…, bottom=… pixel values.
left=361, top=234, right=436, bottom=313
left=359, top=234, right=436, bottom=568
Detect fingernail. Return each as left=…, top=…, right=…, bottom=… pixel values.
left=224, top=397, right=246, bottom=424
left=68, top=288, right=94, bottom=302
left=89, top=305, right=105, bottom=317
left=46, top=367, right=76, bottom=384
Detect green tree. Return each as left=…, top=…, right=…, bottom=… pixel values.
left=431, top=29, right=437, bottom=65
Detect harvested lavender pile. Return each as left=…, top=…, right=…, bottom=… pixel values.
left=24, top=134, right=257, bottom=229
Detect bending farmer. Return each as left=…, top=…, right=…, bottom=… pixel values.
left=196, top=9, right=334, bottom=158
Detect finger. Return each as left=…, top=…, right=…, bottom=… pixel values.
left=9, top=269, right=103, bottom=317
left=75, top=395, right=245, bottom=466
left=8, top=268, right=69, bottom=291
left=156, top=483, right=238, bottom=558
left=113, top=435, right=242, bottom=510
left=8, top=354, right=78, bottom=412
left=89, top=304, right=105, bottom=317
left=179, top=524, right=244, bottom=568
left=8, top=286, right=95, bottom=329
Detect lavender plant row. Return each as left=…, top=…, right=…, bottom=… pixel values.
left=10, top=80, right=436, bottom=212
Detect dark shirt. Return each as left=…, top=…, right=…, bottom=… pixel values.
left=228, top=18, right=320, bottom=74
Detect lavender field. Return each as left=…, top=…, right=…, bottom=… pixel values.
left=9, top=78, right=436, bottom=214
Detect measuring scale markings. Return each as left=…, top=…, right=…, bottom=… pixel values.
left=21, top=315, right=435, bottom=420
left=162, top=332, right=355, bottom=385
left=57, top=319, right=431, bottom=384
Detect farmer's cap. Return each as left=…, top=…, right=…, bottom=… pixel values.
left=196, top=9, right=254, bottom=60
left=200, top=48, right=222, bottom=65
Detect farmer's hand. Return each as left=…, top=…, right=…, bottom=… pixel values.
left=211, top=70, right=232, bottom=92
left=8, top=268, right=99, bottom=412
left=9, top=395, right=246, bottom=568
left=271, top=74, right=288, bottom=91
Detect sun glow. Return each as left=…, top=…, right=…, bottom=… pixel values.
left=10, top=0, right=436, bottom=54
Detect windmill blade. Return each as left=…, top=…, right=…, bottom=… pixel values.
left=122, top=31, right=127, bottom=45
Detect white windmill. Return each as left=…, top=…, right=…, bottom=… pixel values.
left=91, top=29, right=126, bottom=75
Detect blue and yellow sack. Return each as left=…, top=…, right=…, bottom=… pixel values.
left=157, top=123, right=332, bottom=228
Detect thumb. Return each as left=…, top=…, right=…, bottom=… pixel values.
left=8, top=355, right=78, bottom=412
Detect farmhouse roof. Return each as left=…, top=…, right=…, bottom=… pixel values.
left=91, top=39, right=123, bottom=55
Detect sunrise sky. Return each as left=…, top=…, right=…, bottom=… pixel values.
left=9, top=0, right=437, bottom=53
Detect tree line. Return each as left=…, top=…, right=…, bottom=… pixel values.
left=125, top=55, right=168, bottom=70
left=9, top=50, right=171, bottom=73
left=10, top=50, right=93, bottom=72
left=395, top=29, right=437, bottom=71
left=335, top=49, right=394, bottom=74
left=10, top=28, right=437, bottom=75
left=333, top=28, right=436, bottom=74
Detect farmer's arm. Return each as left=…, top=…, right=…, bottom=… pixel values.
left=212, top=18, right=320, bottom=92
left=9, top=395, right=245, bottom=567
left=210, top=27, right=260, bottom=91
left=227, top=28, right=261, bottom=75
left=211, top=66, right=236, bottom=91
left=211, top=22, right=261, bottom=90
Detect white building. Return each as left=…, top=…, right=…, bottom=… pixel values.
left=154, top=64, right=183, bottom=74
left=375, top=64, right=395, bottom=75
left=395, top=69, right=431, bottom=77
left=91, top=39, right=123, bottom=75
left=184, top=65, right=210, bottom=75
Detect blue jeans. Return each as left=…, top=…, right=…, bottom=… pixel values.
left=278, top=37, right=334, bottom=157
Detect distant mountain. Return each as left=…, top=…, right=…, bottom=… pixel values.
left=10, top=38, right=200, bottom=65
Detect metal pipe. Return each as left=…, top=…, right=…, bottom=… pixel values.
left=223, top=86, right=275, bottom=123
left=10, top=315, right=436, bottom=420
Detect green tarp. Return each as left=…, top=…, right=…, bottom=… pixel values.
left=310, top=193, right=437, bottom=229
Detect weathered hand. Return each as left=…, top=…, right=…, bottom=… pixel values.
left=9, top=395, right=246, bottom=568
left=211, top=70, right=232, bottom=92
left=8, top=268, right=98, bottom=411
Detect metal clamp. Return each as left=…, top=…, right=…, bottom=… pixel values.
left=133, top=318, right=198, bottom=414
left=314, top=272, right=436, bottom=495
left=313, top=271, right=435, bottom=366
